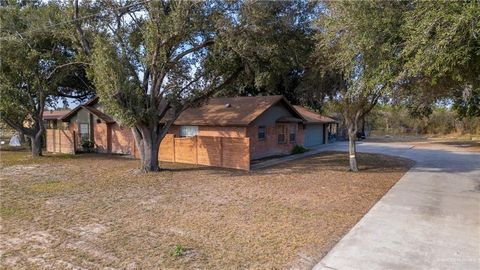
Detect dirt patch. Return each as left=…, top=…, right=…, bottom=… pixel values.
left=0, top=151, right=413, bottom=269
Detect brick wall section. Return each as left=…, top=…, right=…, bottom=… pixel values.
left=46, top=129, right=75, bottom=154
left=247, top=124, right=304, bottom=160
left=93, top=122, right=109, bottom=153
left=110, top=124, right=135, bottom=155
left=197, top=126, right=247, bottom=137
left=168, top=125, right=247, bottom=137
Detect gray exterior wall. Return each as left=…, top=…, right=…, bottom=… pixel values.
left=251, top=103, right=294, bottom=126
left=304, top=123, right=324, bottom=147
left=68, top=108, right=96, bottom=141
left=69, top=107, right=90, bottom=124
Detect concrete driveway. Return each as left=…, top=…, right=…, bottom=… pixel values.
left=311, top=142, right=480, bottom=270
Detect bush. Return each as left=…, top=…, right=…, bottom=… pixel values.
left=81, top=140, right=94, bottom=152
left=292, top=145, right=308, bottom=155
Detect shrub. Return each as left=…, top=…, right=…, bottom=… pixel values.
left=81, top=140, right=94, bottom=152
left=292, top=145, right=308, bottom=154
left=172, top=244, right=185, bottom=257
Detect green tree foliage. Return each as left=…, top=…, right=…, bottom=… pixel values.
left=220, top=1, right=318, bottom=104
left=313, top=1, right=406, bottom=171
left=0, top=2, right=93, bottom=156
left=400, top=1, right=480, bottom=117
left=368, top=105, right=480, bottom=136
left=75, top=1, right=243, bottom=171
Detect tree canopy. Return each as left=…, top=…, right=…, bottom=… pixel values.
left=399, top=1, right=480, bottom=117
left=0, top=2, right=93, bottom=156
left=77, top=0, right=243, bottom=171
left=0, top=0, right=477, bottom=170
left=311, top=1, right=406, bottom=170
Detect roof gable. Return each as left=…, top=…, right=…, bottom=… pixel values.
left=60, top=96, right=115, bottom=124
left=293, top=105, right=336, bottom=124
left=61, top=96, right=99, bottom=122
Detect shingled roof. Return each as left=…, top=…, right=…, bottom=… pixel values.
left=293, top=105, right=336, bottom=124
left=43, top=110, right=71, bottom=120
left=174, top=95, right=305, bottom=126
left=61, top=95, right=309, bottom=127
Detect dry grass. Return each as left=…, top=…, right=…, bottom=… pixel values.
left=366, top=136, right=480, bottom=152
left=0, top=151, right=413, bottom=269
left=0, top=150, right=76, bottom=168
left=415, top=140, right=480, bottom=152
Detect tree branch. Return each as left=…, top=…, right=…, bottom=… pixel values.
left=46, top=62, right=90, bottom=80
left=168, top=39, right=214, bottom=65
left=1, top=115, right=33, bottom=136
left=72, top=0, right=92, bottom=55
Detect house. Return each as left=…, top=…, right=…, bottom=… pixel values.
left=45, top=95, right=336, bottom=170
left=168, top=95, right=306, bottom=160
left=293, top=106, right=337, bottom=147
left=59, top=97, right=135, bottom=155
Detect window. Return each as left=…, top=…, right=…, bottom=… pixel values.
left=79, top=123, right=89, bottom=141
left=258, top=126, right=266, bottom=140
left=179, top=126, right=198, bottom=137
left=277, top=124, right=286, bottom=144
left=289, top=124, right=296, bottom=143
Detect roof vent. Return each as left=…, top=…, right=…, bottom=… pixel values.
left=225, top=103, right=231, bottom=108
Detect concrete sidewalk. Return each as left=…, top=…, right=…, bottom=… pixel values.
left=311, top=142, right=480, bottom=270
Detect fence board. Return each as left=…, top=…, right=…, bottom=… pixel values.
left=159, top=134, right=175, bottom=162
left=174, top=136, right=197, bottom=164
left=46, top=129, right=75, bottom=154
left=197, top=136, right=222, bottom=167
left=221, top=137, right=250, bottom=170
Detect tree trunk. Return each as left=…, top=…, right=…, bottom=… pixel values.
left=132, top=125, right=162, bottom=172
left=347, top=121, right=359, bottom=172
left=140, top=136, right=160, bottom=172
left=30, top=135, right=43, bottom=157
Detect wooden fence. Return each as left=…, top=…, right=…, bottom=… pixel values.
left=46, top=129, right=76, bottom=154
left=46, top=129, right=250, bottom=170
left=158, top=134, right=250, bottom=170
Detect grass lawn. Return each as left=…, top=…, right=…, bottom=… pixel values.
left=0, top=150, right=413, bottom=269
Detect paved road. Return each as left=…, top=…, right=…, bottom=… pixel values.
left=310, top=142, right=480, bottom=270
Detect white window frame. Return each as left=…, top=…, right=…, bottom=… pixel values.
left=79, top=123, right=90, bottom=141
left=179, top=126, right=199, bottom=137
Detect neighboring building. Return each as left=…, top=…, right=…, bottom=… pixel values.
left=42, top=110, right=71, bottom=129
left=293, top=106, right=337, bottom=147
left=45, top=95, right=336, bottom=170
left=59, top=97, right=135, bottom=155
